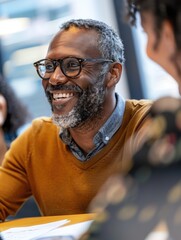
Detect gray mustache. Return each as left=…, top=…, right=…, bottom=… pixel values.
left=46, top=84, right=82, bottom=93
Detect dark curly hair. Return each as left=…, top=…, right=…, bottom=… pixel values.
left=126, top=0, right=181, bottom=51
left=126, top=0, right=181, bottom=76
left=0, top=75, right=30, bottom=135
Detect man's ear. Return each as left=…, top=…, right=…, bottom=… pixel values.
left=106, top=62, right=122, bottom=88
left=0, top=95, right=7, bottom=127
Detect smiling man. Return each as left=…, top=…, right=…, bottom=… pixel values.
left=0, top=19, right=152, bottom=221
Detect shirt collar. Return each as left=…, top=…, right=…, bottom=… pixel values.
left=93, top=93, right=125, bottom=145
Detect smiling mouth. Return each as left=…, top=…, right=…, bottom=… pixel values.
left=53, top=92, right=74, bottom=101
left=47, top=84, right=82, bottom=103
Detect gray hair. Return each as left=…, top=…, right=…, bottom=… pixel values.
left=60, top=19, right=125, bottom=64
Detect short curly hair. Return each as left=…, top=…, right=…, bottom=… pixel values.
left=60, top=18, right=125, bottom=64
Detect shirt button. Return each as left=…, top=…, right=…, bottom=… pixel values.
left=105, top=136, right=109, bottom=141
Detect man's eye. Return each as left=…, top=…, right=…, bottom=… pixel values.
left=67, top=61, right=79, bottom=68
left=45, top=64, right=54, bottom=72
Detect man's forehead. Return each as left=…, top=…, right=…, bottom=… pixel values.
left=47, top=27, right=100, bottom=55
left=48, top=27, right=100, bottom=56
left=52, top=26, right=98, bottom=42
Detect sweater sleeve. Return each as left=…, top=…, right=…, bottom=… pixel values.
left=0, top=119, right=42, bottom=221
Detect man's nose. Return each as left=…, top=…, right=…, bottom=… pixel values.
left=49, top=66, right=68, bottom=85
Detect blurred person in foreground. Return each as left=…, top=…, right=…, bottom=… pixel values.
left=0, top=18, right=152, bottom=221
left=79, top=1, right=181, bottom=239
left=0, top=75, right=30, bottom=163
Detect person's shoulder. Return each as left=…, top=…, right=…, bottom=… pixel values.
left=32, top=116, right=53, bottom=125
left=126, top=98, right=153, bottom=107
left=125, top=99, right=153, bottom=115
left=16, top=117, right=55, bottom=136
left=30, top=116, right=58, bottom=133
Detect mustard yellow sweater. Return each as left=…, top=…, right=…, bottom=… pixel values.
left=0, top=99, right=152, bottom=221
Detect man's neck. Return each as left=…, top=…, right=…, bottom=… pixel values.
left=69, top=117, right=104, bottom=154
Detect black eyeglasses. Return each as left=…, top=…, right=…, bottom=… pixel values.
left=33, top=57, right=113, bottom=80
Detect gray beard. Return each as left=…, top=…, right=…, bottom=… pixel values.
left=52, top=75, right=106, bottom=129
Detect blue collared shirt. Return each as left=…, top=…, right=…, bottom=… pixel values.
left=60, top=93, right=125, bottom=161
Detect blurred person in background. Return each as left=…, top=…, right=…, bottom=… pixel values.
left=0, top=18, right=152, bottom=221
left=0, top=75, right=40, bottom=219
left=0, top=74, right=30, bottom=163
left=79, top=0, right=181, bottom=239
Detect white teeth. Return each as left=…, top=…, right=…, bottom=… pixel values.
left=53, top=92, right=74, bottom=100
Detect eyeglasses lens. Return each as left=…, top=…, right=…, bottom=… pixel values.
left=62, top=57, right=81, bottom=77
left=38, top=60, right=54, bottom=79
left=37, top=58, right=81, bottom=79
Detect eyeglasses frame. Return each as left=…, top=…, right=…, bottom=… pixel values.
left=33, top=56, right=113, bottom=80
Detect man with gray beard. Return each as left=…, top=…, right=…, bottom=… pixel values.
left=0, top=19, right=152, bottom=221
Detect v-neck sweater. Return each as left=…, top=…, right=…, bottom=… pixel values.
left=0, top=99, right=152, bottom=221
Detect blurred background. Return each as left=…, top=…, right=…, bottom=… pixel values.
left=0, top=0, right=179, bottom=120
left=0, top=0, right=180, bottom=220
